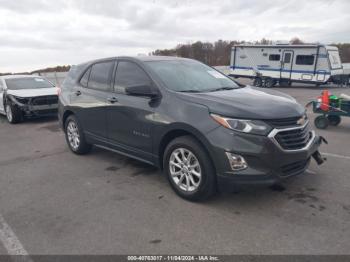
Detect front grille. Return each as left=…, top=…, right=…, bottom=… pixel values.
left=281, top=158, right=310, bottom=177
left=265, top=115, right=308, bottom=128
left=274, top=123, right=312, bottom=150
left=32, top=95, right=58, bottom=106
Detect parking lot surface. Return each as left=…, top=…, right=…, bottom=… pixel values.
left=0, top=83, right=350, bottom=255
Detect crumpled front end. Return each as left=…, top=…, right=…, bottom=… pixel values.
left=7, top=94, right=58, bottom=117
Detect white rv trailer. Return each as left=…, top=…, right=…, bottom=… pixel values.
left=229, top=44, right=343, bottom=87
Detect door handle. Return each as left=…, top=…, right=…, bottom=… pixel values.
left=107, top=97, right=118, bottom=103
left=75, top=90, right=82, bottom=96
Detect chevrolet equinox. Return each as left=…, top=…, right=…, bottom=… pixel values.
left=58, top=56, right=325, bottom=201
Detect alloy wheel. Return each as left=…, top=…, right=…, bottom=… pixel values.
left=67, top=121, right=80, bottom=150
left=6, top=105, right=13, bottom=122
left=169, top=148, right=202, bottom=192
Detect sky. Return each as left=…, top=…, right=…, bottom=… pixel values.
left=0, top=0, right=349, bottom=72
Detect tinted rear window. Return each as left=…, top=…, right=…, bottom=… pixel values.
left=88, top=61, right=114, bottom=91
left=5, top=77, right=54, bottom=90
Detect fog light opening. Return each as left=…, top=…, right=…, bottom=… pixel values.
left=226, top=152, right=248, bottom=171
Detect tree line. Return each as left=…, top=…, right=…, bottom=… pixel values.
left=151, top=38, right=350, bottom=66
left=2, top=38, right=349, bottom=75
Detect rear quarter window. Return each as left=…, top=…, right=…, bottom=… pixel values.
left=80, top=67, right=91, bottom=87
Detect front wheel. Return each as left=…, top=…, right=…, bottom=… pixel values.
left=164, top=136, right=216, bottom=201
left=64, top=115, right=92, bottom=154
left=5, top=103, right=22, bottom=124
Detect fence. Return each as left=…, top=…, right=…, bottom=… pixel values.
left=34, top=72, right=68, bottom=86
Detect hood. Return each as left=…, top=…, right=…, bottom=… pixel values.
left=6, top=87, right=58, bottom=98
left=178, top=86, right=304, bottom=120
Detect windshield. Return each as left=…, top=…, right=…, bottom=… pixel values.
left=146, top=60, right=239, bottom=92
left=5, top=77, right=54, bottom=90
left=328, top=51, right=342, bottom=69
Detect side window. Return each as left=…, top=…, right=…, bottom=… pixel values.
left=114, top=61, right=151, bottom=94
left=88, top=61, right=114, bottom=91
left=80, top=67, right=91, bottom=87
left=296, top=55, right=314, bottom=65
left=269, top=54, right=280, bottom=61
left=284, top=53, right=291, bottom=63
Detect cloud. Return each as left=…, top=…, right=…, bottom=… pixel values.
left=0, top=0, right=349, bottom=72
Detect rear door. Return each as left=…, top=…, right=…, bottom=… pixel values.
left=71, top=60, right=115, bottom=140
left=280, top=51, right=294, bottom=79
left=107, top=60, right=155, bottom=161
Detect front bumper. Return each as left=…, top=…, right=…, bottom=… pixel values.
left=20, top=104, right=58, bottom=117
left=9, top=95, right=58, bottom=117
left=206, top=125, right=322, bottom=192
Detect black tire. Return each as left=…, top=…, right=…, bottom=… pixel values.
left=5, top=103, right=22, bottom=124
left=327, top=115, right=341, bottom=126
left=314, top=116, right=329, bottom=129
left=264, top=78, right=275, bottom=88
left=64, top=115, right=92, bottom=154
left=253, top=77, right=263, bottom=87
left=163, top=136, right=216, bottom=201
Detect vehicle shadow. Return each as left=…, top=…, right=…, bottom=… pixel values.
left=0, top=114, right=58, bottom=125
left=89, top=144, right=320, bottom=210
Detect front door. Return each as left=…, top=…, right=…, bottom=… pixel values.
left=71, top=60, right=115, bottom=140
left=281, top=51, right=294, bottom=80
left=107, top=60, right=155, bottom=162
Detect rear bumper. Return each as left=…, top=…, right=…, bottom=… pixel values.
left=205, top=125, right=322, bottom=192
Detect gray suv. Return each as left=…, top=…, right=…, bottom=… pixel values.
left=58, top=56, right=325, bottom=201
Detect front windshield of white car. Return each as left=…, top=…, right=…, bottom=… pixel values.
left=146, top=60, right=240, bottom=93
left=5, top=77, right=54, bottom=90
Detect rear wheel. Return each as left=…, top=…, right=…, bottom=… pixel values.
left=164, top=136, right=216, bottom=201
left=327, top=115, right=341, bottom=126
left=64, top=115, right=92, bottom=154
left=253, top=77, right=263, bottom=87
left=314, top=116, right=329, bottom=129
left=5, top=103, right=22, bottom=124
left=264, top=78, right=275, bottom=88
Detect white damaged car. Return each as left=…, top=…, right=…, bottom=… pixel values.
left=0, top=75, right=58, bottom=124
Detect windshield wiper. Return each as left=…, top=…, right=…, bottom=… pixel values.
left=178, top=90, right=203, bottom=93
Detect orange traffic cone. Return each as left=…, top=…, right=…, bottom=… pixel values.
left=320, top=90, right=330, bottom=111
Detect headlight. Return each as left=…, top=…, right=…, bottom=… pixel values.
left=210, top=114, right=272, bottom=136
left=13, top=96, right=29, bottom=104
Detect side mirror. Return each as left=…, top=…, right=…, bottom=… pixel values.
left=125, top=85, right=159, bottom=98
